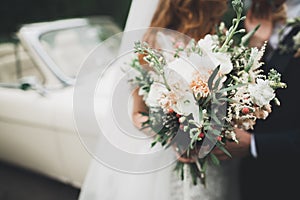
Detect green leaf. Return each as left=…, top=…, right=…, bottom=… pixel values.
left=206, top=127, right=222, bottom=137
left=151, top=141, right=157, bottom=148
left=150, top=135, right=161, bottom=147
left=217, top=97, right=236, bottom=103
left=201, top=158, right=208, bottom=172
left=241, top=24, right=260, bottom=47
left=213, top=75, right=224, bottom=90
left=139, top=111, right=149, bottom=116
left=139, top=125, right=150, bottom=130
left=218, top=83, right=245, bottom=93
left=210, top=153, right=220, bottom=166
left=202, top=95, right=212, bottom=106
left=190, top=131, right=200, bottom=146
left=174, top=162, right=184, bottom=181
left=198, top=107, right=203, bottom=124
left=208, top=65, right=220, bottom=90
left=215, top=142, right=232, bottom=158
left=211, top=110, right=222, bottom=125
left=189, top=164, right=199, bottom=185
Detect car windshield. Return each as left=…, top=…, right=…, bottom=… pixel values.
left=40, top=23, right=119, bottom=78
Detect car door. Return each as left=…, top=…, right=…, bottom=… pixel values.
left=0, top=16, right=121, bottom=187
left=0, top=43, right=66, bottom=180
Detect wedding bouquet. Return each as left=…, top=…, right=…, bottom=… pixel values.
left=128, top=0, right=286, bottom=186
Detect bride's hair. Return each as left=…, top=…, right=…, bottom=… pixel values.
left=144, top=0, right=228, bottom=44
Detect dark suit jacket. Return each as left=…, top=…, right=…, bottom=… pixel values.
left=240, top=26, right=300, bottom=200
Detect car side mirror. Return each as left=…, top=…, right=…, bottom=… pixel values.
left=19, top=76, right=47, bottom=96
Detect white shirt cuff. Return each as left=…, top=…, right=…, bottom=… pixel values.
left=250, top=134, right=258, bottom=158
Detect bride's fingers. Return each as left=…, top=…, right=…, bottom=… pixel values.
left=212, top=148, right=232, bottom=160
left=211, top=147, right=224, bottom=155
left=177, top=156, right=195, bottom=163
left=212, top=149, right=231, bottom=160
left=217, top=155, right=231, bottom=161
left=174, top=150, right=196, bottom=163
left=176, top=153, right=195, bottom=163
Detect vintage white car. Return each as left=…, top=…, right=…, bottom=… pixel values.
left=0, top=16, right=121, bottom=188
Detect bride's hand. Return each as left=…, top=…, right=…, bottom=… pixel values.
left=173, top=145, right=201, bottom=163
left=176, top=154, right=197, bottom=163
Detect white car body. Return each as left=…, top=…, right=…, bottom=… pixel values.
left=0, top=16, right=121, bottom=188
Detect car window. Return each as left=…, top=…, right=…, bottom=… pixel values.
left=40, top=23, right=119, bottom=79
left=0, top=43, right=44, bottom=85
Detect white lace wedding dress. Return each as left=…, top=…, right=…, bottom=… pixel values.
left=79, top=158, right=240, bottom=200
left=78, top=0, right=240, bottom=199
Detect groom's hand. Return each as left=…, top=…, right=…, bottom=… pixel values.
left=212, top=128, right=251, bottom=161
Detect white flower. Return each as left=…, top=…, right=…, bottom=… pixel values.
left=248, top=79, right=275, bottom=107
left=293, top=32, right=300, bottom=47
left=145, top=66, right=200, bottom=123
left=165, top=57, right=196, bottom=84
left=173, top=91, right=199, bottom=122
left=146, top=82, right=169, bottom=108
left=248, top=45, right=265, bottom=70
left=197, top=34, right=233, bottom=74
left=166, top=35, right=233, bottom=88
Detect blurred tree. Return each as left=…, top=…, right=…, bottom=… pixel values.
left=0, top=0, right=132, bottom=42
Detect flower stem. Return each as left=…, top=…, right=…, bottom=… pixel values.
left=219, top=0, right=244, bottom=52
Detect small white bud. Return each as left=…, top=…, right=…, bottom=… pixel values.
left=179, top=116, right=186, bottom=123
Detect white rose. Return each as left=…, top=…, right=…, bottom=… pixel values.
left=173, top=91, right=199, bottom=124
left=197, top=34, right=233, bottom=74
left=165, top=58, right=196, bottom=87
left=248, top=79, right=275, bottom=107
left=146, top=82, right=169, bottom=107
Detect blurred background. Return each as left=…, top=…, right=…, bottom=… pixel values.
left=0, top=1, right=131, bottom=199
left=0, top=1, right=238, bottom=200
left=0, top=0, right=132, bottom=42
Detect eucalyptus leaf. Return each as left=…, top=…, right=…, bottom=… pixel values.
left=218, top=83, right=245, bottom=93
left=198, top=107, right=203, bottom=124
left=215, top=142, right=232, bottom=158
left=208, top=65, right=220, bottom=90
left=210, top=153, right=220, bottom=166
left=241, top=24, right=260, bottom=47
left=213, top=76, right=224, bottom=91
left=211, top=111, right=222, bottom=125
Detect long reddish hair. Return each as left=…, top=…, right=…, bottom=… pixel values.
left=144, top=0, right=228, bottom=44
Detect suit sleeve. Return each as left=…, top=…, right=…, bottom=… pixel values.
left=254, top=129, right=300, bottom=158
